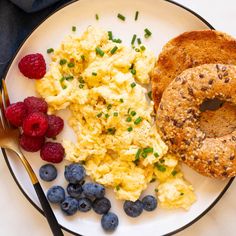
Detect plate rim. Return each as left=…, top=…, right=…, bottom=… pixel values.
left=1, top=0, right=234, bottom=235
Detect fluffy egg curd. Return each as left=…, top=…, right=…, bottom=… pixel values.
left=36, top=26, right=196, bottom=209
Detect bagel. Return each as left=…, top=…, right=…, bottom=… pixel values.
left=152, top=30, right=236, bottom=109
left=156, top=64, right=236, bottom=178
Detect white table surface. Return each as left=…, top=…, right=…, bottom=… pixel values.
left=1, top=0, right=236, bottom=235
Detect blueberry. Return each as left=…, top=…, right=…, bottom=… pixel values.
left=93, top=197, right=111, bottom=215
left=60, top=197, right=78, bottom=216
left=78, top=198, right=92, bottom=212
left=101, top=212, right=119, bottom=232
left=67, top=183, right=83, bottom=198
left=83, top=182, right=105, bottom=199
left=39, top=164, right=57, bottom=182
left=142, top=195, right=157, bottom=211
left=64, top=164, right=86, bottom=184
left=123, top=200, right=143, bottom=217
left=47, top=186, right=65, bottom=203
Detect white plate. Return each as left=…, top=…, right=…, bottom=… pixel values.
left=2, top=0, right=234, bottom=235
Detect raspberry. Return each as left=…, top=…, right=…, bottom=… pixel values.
left=46, top=115, right=64, bottom=138
left=22, top=112, right=48, bottom=137
left=24, top=96, right=48, bottom=114
left=40, top=142, right=65, bottom=163
left=5, top=102, right=27, bottom=127
left=19, top=133, right=45, bottom=152
left=18, top=53, right=46, bottom=79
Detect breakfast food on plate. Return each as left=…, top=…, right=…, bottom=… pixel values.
left=156, top=64, right=236, bottom=178
left=152, top=30, right=236, bottom=109
left=152, top=30, right=236, bottom=138
left=35, top=26, right=196, bottom=208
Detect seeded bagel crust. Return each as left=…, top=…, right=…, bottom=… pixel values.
left=152, top=30, right=236, bottom=110
left=156, top=64, right=236, bottom=178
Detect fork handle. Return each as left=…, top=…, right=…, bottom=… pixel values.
left=33, top=181, right=64, bottom=236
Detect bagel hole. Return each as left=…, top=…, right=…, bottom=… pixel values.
left=199, top=99, right=236, bottom=138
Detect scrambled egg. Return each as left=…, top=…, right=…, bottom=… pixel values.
left=36, top=26, right=196, bottom=208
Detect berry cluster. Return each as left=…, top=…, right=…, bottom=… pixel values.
left=5, top=96, right=64, bottom=163
left=42, top=163, right=119, bottom=232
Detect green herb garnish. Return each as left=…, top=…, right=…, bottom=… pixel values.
left=144, top=28, right=152, bottom=38
left=112, top=38, right=122, bottom=43
left=117, top=13, right=126, bottom=21
left=113, top=112, right=118, bottom=117
left=127, top=127, right=133, bottom=132
left=108, top=31, right=113, bottom=40
left=47, top=48, right=54, bottom=54
left=79, top=84, right=84, bottom=89
left=107, top=104, right=112, bottom=110
left=171, top=170, right=178, bottom=176
left=154, top=152, right=159, bottom=158
left=97, top=112, right=103, bottom=118
left=148, top=91, right=152, bottom=100
left=126, top=117, right=132, bottom=122
left=81, top=55, right=85, bottom=61
left=92, top=72, right=97, bottom=76
left=95, top=14, right=99, bottom=20
left=59, top=59, right=67, bottom=65
left=110, top=46, right=118, bottom=54
left=68, top=62, right=75, bottom=68
left=130, top=69, right=136, bottom=75
left=143, top=147, right=153, bottom=153
left=130, top=82, right=136, bottom=88
left=107, top=127, right=116, bottom=135
left=140, top=45, right=146, bottom=51
left=135, top=11, right=139, bottom=21
left=155, top=163, right=166, bottom=172
left=135, top=149, right=142, bottom=160
left=131, top=34, right=137, bottom=45
left=72, top=26, right=76, bottom=32
left=134, top=117, right=142, bottom=125
left=105, top=113, right=109, bottom=119
left=65, top=76, right=74, bottom=81
left=130, top=111, right=136, bottom=116
left=95, top=47, right=105, bottom=57
left=120, top=98, right=124, bottom=103
left=137, top=38, right=142, bottom=45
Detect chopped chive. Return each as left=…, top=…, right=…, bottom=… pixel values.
left=115, top=185, right=120, bottom=191
left=113, top=112, right=118, bottom=117
left=120, top=98, right=124, bottom=103
left=140, top=45, right=146, bottom=51
left=171, top=170, right=178, bottom=176
left=150, top=178, right=156, bottom=183
left=97, top=112, right=103, bottom=118
left=59, top=59, right=67, bottom=65
left=154, top=152, right=159, bottom=158
left=127, top=108, right=131, bottom=114
left=137, top=38, right=142, bottom=45
left=105, top=113, right=109, bottom=119
left=135, top=149, right=142, bottom=160
left=95, top=47, right=105, bottom=57
left=131, top=34, right=137, bottom=45
left=65, top=76, right=74, bottom=81
left=155, top=163, right=166, bottom=172
left=148, top=91, right=152, bottom=100
left=135, top=11, right=139, bottom=21
left=92, top=72, right=97, bottom=76
left=110, top=46, right=118, bottom=54
left=78, top=77, right=85, bottom=83
left=130, top=111, right=136, bottom=116
left=108, top=31, right=113, bottom=40
left=47, top=48, right=54, bottom=54
left=81, top=55, right=85, bottom=61
left=180, top=192, right=184, bottom=196
left=60, top=77, right=65, bottom=83
left=144, top=28, right=152, bottom=37
left=107, top=104, right=112, bottom=110
left=135, top=48, right=140, bottom=52
left=126, top=117, right=132, bottom=122
left=95, top=14, right=99, bottom=20
left=143, top=147, right=153, bottom=153
left=160, top=159, right=165, bottom=163
left=79, top=84, right=84, bottom=89
left=130, top=82, right=136, bottom=88
left=155, top=188, right=158, bottom=192
left=62, top=85, right=67, bottom=89
left=127, top=126, right=133, bottom=132
left=72, top=26, right=76, bottom=32
left=112, top=38, right=122, bottom=43
left=107, top=127, right=116, bottom=135
left=142, top=152, right=148, bottom=158
left=68, top=62, right=75, bottom=68
left=134, top=117, right=142, bottom=125
left=130, top=69, right=136, bottom=75
left=117, top=13, right=126, bottom=21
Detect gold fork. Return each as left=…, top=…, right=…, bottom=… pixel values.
left=0, top=80, right=64, bottom=236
